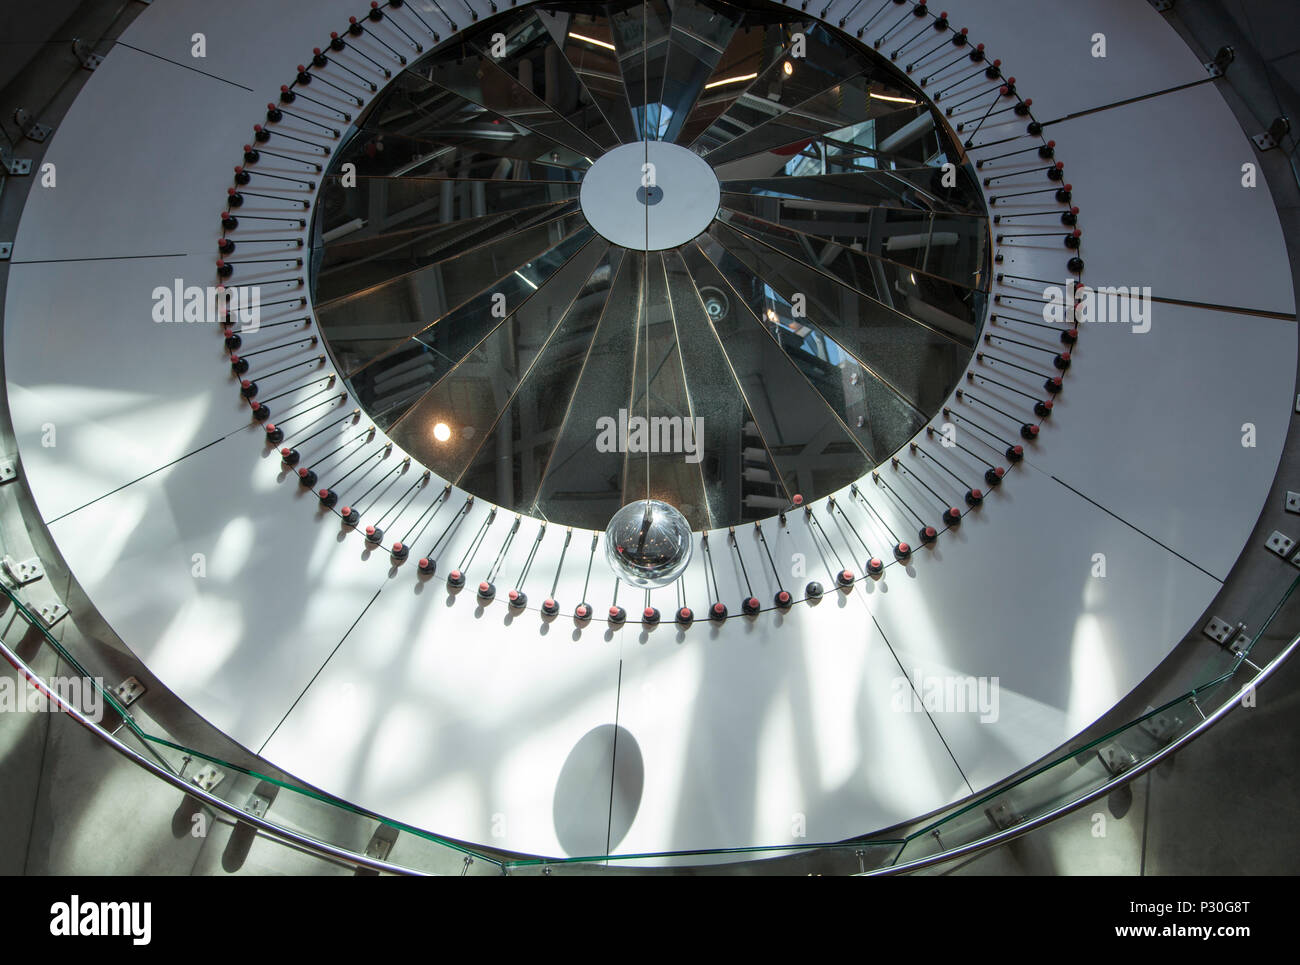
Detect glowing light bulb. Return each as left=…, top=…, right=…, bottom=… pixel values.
left=433, top=422, right=451, bottom=442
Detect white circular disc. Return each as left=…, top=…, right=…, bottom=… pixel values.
left=579, top=141, right=721, bottom=250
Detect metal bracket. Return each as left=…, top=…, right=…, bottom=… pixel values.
left=71, top=39, right=103, bottom=71
left=1204, top=617, right=1250, bottom=654
left=1, top=555, right=44, bottom=586
left=1138, top=706, right=1184, bottom=745
left=364, top=837, right=393, bottom=861
left=0, top=457, right=16, bottom=481
left=1, top=146, right=31, bottom=177
left=12, top=108, right=51, bottom=144
left=1253, top=115, right=1290, bottom=151
left=114, top=676, right=146, bottom=707
left=0, top=243, right=10, bottom=261
left=1265, top=530, right=1296, bottom=559
left=353, top=825, right=397, bottom=874
left=190, top=764, right=225, bottom=793
left=1204, top=45, right=1234, bottom=77
left=1096, top=742, right=1138, bottom=776
left=244, top=792, right=272, bottom=819
left=1150, top=0, right=1174, bottom=10
left=1202, top=615, right=1235, bottom=644
left=984, top=800, right=1023, bottom=830
left=363, top=827, right=397, bottom=862
left=37, top=599, right=69, bottom=627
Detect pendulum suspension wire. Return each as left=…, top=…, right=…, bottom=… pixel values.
left=642, top=0, right=651, bottom=511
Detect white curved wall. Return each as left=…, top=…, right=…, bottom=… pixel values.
left=4, top=0, right=1294, bottom=859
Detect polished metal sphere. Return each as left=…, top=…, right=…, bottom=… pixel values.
left=604, top=499, right=694, bottom=589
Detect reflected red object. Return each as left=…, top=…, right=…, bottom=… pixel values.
left=770, top=139, right=813, bottom=157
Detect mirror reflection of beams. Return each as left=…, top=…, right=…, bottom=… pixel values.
left=308, top=0, right=991, bottom=532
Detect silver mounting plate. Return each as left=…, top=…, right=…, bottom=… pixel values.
left=984, top=801, right=1023, bottom=830
left=114, top=676, right=146, bottom=707
left=1202, top=616, right=1234, bottom=644
left=1096, top=742, right=1137, bottom=776
left=37, top=600, right=69, bottom=627
left=190, top=764, right=225, bottom=793
left=2, top=555, right=44, bottom=586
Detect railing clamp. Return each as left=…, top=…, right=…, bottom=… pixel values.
left=1, top=556, right=43, bottom=586
left=1253, top=116, right=1291, bottom=152
left=12, top=108, right=51, bottom=143
left=1, top=144, right=31, bottom=177
left=1204, top=45, right=1234, bottom=77
left=71, top=38, right=103, bottom=70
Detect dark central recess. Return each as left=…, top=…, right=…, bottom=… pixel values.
left=636, top=184, right=664, bottom=205
left=309, top=0, right=990, bottom=532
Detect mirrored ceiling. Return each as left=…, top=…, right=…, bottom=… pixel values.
left=309, top=0, right=990, bottom=531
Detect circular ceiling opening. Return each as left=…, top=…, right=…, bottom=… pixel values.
left=309, top=0, right=990, bottom=532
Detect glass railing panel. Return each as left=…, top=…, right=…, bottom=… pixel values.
left=502, top=840, right=905, bottom=875
left=881, top=569, right=1300, bottom=872
left=886, top=693, right=1195, bottom=867
left=0, top=579, right=503, bottom=876
left=3, top=538, right=1297, bottom=874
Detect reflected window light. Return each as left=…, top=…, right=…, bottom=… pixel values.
left=869, top=92, right=918, bottom=105
left=705, top=72, right=758, bottom=89
left=568, top=32, right=616, bottom=51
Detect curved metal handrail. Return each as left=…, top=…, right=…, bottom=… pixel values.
left=0, top=639, right=429, bottom=876
left=862, top=632, right=1299, bottom=875
left=5, top=619, right=1293, bottom=875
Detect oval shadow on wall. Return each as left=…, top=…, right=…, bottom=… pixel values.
left=552, top=724, right=644, bottom=857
